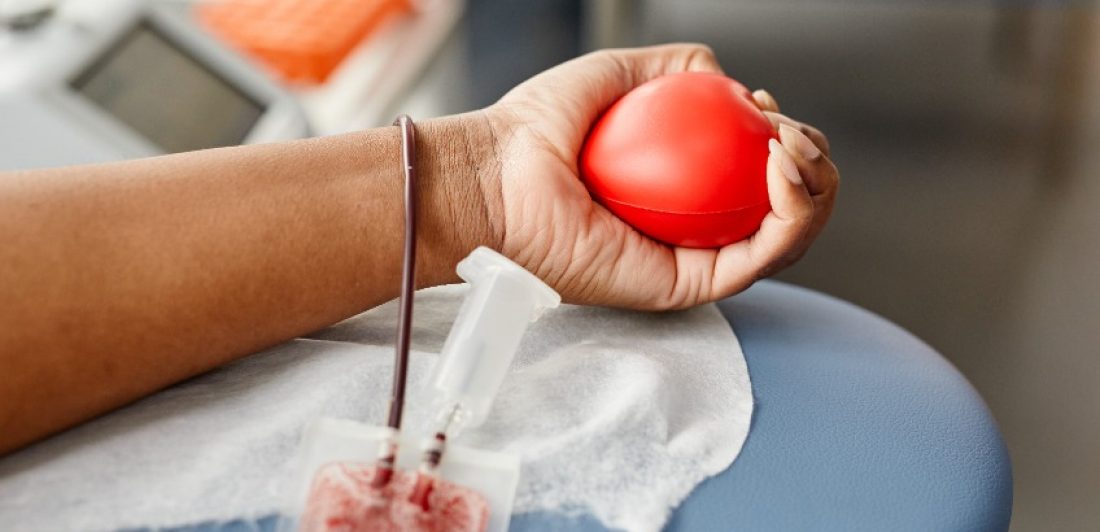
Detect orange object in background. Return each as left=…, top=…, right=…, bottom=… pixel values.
left=197, top=0, right=412, bottom=85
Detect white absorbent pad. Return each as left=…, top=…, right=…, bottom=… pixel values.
left=0, top=285, right=753, bottom=532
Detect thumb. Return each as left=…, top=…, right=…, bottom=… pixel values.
left=498, top=44, right=725, bottom=155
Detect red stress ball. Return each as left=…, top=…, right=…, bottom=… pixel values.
left=580, top=72, right=776, bottom=248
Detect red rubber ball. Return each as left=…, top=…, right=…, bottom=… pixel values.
left=580, top=72, right=776, bottom=248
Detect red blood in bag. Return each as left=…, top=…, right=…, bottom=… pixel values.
left=580, top=72, right=776, bottom=248
left=300, top=463, right=490, bottom=532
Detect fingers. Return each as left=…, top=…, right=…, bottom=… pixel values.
left=777, top=123, right=839, bottom=197
left=778, top=124, right=839, bottom=246
left=756, top=139, right=814, bottom=245
left=709, top=139, right=813, bottom=297
left=763, top=111, right=831, bottom=156
left=752, top=89, right=780, bottom=113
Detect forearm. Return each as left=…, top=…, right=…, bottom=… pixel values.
left=0, top=113, right=499, bottom=454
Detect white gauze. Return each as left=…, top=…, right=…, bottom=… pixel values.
left=0, top=284, right=752, bottom=532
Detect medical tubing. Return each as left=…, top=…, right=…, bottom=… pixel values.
left=386, top=114, right=417, bottom=432
left=371, top=115, right=417, bottom=489
left=417, top=403, right=460, bottom=475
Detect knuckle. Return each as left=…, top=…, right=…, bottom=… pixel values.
left=687, top=42, right=716, bottom=56
left=590, top=48, right=620, bottom=64
left=681, top=43, right=718, bottom=66
left=795, top=202, right=816, bottom=225
left=588, top=47, right=627, bottom=68
left=824, top=161, right=841, bottom=188
left=755, top=262, right=778, bottom=281
left=789, top=245, right=809, bottom=263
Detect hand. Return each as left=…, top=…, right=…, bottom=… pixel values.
left=477, top=43, right=839, bottom=310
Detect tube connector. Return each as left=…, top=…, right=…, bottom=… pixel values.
left=429, top=247, right=560, bottom=436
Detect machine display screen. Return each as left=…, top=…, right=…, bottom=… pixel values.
left=72, top=23, right=264, bottom=153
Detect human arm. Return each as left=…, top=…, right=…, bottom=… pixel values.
left=0, top=43, right=838, bottom=455
left=0, top=116, right=494, bottom=454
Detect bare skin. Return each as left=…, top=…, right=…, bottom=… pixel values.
left=0, top=44, right=838, bottom=455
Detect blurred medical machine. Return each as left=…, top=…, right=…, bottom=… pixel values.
left=0, top=0, right=309, bottom=170
left=0, top=0, right=462, bottom=171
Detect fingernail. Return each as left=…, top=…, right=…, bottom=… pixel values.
left=762, top=111, right=781, bottom=131
left=779, top=123, right=822, bottom=161
left=769, top=138, right=802, bottom=185
left=753, top=89, right=778, bottom=111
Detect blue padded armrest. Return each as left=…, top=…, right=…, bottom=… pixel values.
left=663, top=281, right=1013, bottom=531
left=511, top=281, right=1012, bottom=531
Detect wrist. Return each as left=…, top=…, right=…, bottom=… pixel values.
left=415, top=111, right=504, bottom=288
